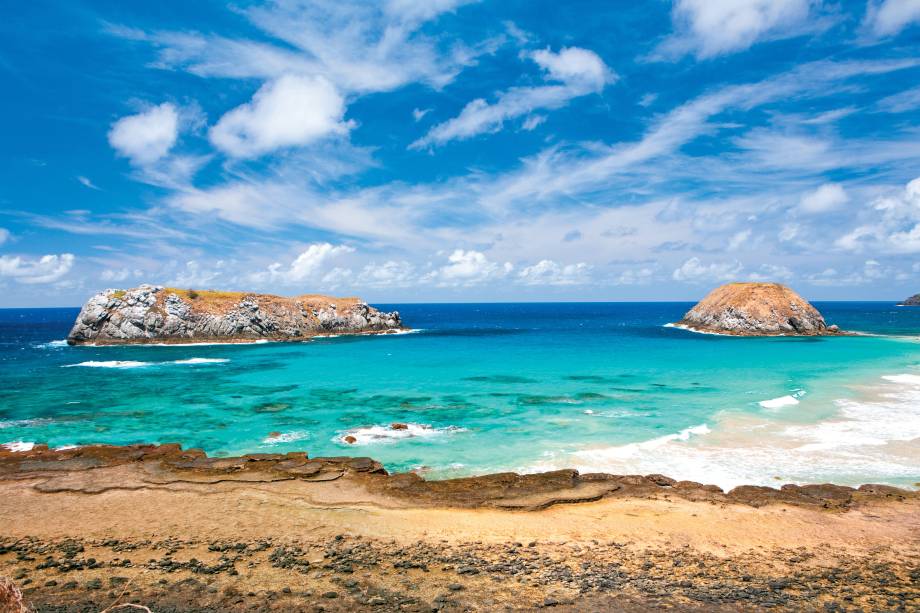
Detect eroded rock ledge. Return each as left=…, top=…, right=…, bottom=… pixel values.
left=1, top=444, right=912, bottom=511
left=67, top=285, right=404, bottom=345
left=675, top=282, right=841, bottom=336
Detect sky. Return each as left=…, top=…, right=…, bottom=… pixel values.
left=2, top=0, right=920, bottom=307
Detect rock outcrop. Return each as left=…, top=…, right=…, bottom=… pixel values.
left=67, top=285, right=404, bottom=345
left=674, top=282, right=839, bottom=336
left=898, top=294, right=920, bottom=306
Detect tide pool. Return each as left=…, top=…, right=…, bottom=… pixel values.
left=1, top=302, right=919, bottom=489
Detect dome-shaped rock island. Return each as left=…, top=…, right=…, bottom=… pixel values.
left=673, top=282, right=841, bottom=336
left=898, top=293, right=920, bottom=306
left=67, top=285, right=404, bottom=345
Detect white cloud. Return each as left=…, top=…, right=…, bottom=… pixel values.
left=120, top=1, right=487, bottom=95
left=863, top=0, right=920, bottom=37
left=672, top=257, right=742, bottom=282
left=427, top=250, right=513, bottom=286
left=517, top=260, right=591, bottom=285
left=168, top=260, right=224, bottom=288
left=799, top=183, right=849, bottom=214
left=101, top=268, right=144, bottom=283
left=748, top=264, right=794, bottom=281
left=0, top=253, right=75, bottom=284
left=108, top=103, right=179, bottom=165
left=358, top=260, right=416, bottom=287
left=521, top=115, right=546, bottom=131
left=255, top=243, right=355, bottom=284
left=412, top=108, right=432, bottom=122
left=835, top=176, right=920, bottom=253
left=76, top=176, right=101, bottom=191
left=877, top=85, right=920, bottom=113
left=654, top=0, right=821, bottom=60
left=210, top=75, right=351, bottom=158
left=0, top=228, right=9, bottom=246
left=411, top=47, right=614, bottom=148
left=727, top=229, right=751, bottom=250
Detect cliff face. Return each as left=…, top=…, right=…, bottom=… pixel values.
left=67, top=285, right=403, bottom=345
left=675, top=283, right=838, bottom=336
left=898, top=294, right=920, bottom=306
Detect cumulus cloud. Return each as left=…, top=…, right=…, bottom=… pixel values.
left=835, top=176, right=920, bottom=253
left=108, top=103, right=180, bottom=165
left=255, top=243, right=355, bottom=284
left=653, top=0, right=821, bottom=60
left=411, top=47, right=614, bottom=148
left=863, top=0, right=920, bottom=37
left=0, top=253, right=75, bottom=284
left=672, top=257, right=742, bottom=282
left=426, top=250, right=513, bottom=286
left=517, top=260, right=591, bottom=285
left=799, top=183, right=849, bottom=214
left=210, top=75, right=351, bottom=158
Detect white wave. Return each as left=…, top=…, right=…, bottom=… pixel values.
left=882, top=374, right=920, bottom=385
left=337, top=423, right=465, bottom=445
left=758, top=390, right=805, bottom=409
left=54, top=445, right=80, bottom=451
left=1, top=441, right=35, bottom=452
left=87, top=339, right=273, bottom=347
left=171, top=358, right=230, bottom=365
left=385, top=328, right=422, bottom=336
left=36, top=339, right=68, bottom=349
left=262, top=430, right=310, bottom=445
left=63, top=360, right=152, bottom=369
left=63, top=358, right=228, bottom=369
left=532, top=373, right=920, bottom=490
left=662, top=323, right=730, bottom=336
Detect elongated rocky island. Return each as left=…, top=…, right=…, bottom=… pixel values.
left=898, top=293, right=920, bottom=306
left=67, top=285, right=404, bottom=345
left=674, top=282, right=841, bottom=336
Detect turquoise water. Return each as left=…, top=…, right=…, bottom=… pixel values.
left=2, top=303, right=919, bottom=489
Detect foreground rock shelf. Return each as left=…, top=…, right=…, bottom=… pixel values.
left=1, top=444, right=912, bottom=511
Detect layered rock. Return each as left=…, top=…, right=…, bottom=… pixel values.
left=674, top=282, right=839, bottom=336
left=898, top=294, right=920, bottom=306
left=67, top=285, right=403, bottom=345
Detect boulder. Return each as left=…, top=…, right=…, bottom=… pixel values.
left=67, top=285, right=404, bottom=345
left=673, top=282, right=840, bottom=336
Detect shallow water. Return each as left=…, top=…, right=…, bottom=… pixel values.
left=1, top=303, right=919, bottom=489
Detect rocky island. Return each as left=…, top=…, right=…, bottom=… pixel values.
left=66, top=285, right=403, bottom=345
left=673, top=282, right=840, bottom=336
left=898, top=293, right=920, bottom=306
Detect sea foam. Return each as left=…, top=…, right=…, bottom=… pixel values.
left=337, top=423, right=465, bottom=445
left=1, top=442, right=35, bottom=452
left=536, top=373, right=920, bottom=491
left=63, top=358, right=229, bottom=368
left=758, top=390, right=805, bottom=409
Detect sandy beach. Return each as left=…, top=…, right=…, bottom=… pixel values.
left=1, top=444, right=917, bottom=612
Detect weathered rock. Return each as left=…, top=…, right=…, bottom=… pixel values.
left=898, top=293, right=920, bottom=306
left=67, top=285, right=404, bottom=345
left=674, top=282, right=840, bottom=336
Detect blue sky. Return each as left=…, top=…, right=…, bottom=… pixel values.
left=2, top=0, right=920, bottom=306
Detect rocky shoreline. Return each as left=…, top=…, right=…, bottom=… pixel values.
left=66, top=286, right=404, bottom=345
left=1, top=444, right=917, bottom=612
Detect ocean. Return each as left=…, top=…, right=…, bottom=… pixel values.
left=1, top=302, right=919, bottom=490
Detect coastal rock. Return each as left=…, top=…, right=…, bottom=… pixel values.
left=674, top=282, right=839, bottom=336
left=898, top=293, right=920, bottom=306
left=67, top=285, right=404, bottom=345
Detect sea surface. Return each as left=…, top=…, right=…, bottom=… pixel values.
left=1, top=303, right=919, bottom=490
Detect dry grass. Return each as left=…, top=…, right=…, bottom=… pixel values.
left=0, top=576, right=29, bottom=613
left=160, top=288, right=363, bottom=316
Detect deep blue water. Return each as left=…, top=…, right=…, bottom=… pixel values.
left=1, top=303, right=919, bottom=489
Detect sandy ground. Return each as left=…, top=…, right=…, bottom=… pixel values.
left=1, top=446, right=917, bottom=612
